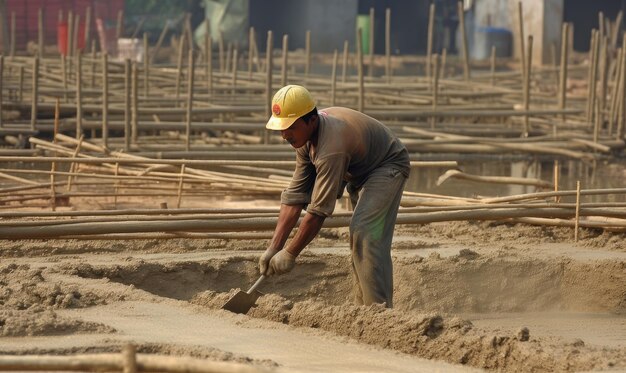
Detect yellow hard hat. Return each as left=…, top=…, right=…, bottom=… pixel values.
left=266, top=85, right=316, bottom=130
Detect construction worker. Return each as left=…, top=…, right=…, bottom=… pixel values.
left=258, top=85, right=410, bottom=307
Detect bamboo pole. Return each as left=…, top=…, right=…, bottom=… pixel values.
left=176, top=164, right=186, bottom=208
left=517, top=2, right=525, bottom=79
left=124, top=59, right=131, bottom=151
left=342, top=40, right=349, bottom=83
left=458, top=1, right=470, bottom=80
left=305, top=30, right=311, bottom=77
left=184, top=13, right=193, bottom=52
left=0, top=353, right=271, bottom=373
left=356, top=28, right=364, bottom=112
left=84, top=6, right=91, bottom=50
left=9, top=12, right=14, bottom=57
left=441, top=48, right=447, bottom=79
left=490, top=46, right=496, bottom=86
left=598, top=35, right=608, bottom=130
left=17, top=64, right=23, bottom=101
left=609, top=46, right=624, bottom=136
left=586, top=30, right=599, bottom=125
left=66, top=135, right=84, bottom=192
left=218, top=31, right=224, bottom=72
left=281, top=34, right=288, bottom=86
left=31, top=57, right=39, bottom=131
left=512, top=217, right=626, bottom=231
left=61, top=54, right=68, bottom=101
left=122, top=345, right=137, bottom=373
left=426, top=3, right=435, bottom=79
left=206, top=35, right=213, bottom=97
left=67, top=11, right=73, bottom=58
left=131, top=61, right=138, bottom=145
left=3, top=205, right=626, bottom=239
left=558, top=23, right=569, bottom=132
left=251, top=29, right=261, bottom=72
left=225, top=42, right=232, bottom=75
left=0, top=171, right=38, bottom=185
left=143, top=32, right=149, bottom=98
left=59, top=232, right=278, bottom=240
left=611, top=11, right=623, bottom=51
left=248, top=27, right=255, bottom=78
left=368, top=7, right=375, bottom=78
left=186, top=49, right=194, bottom=151
left=76, top=52, right=83, bottom=138
left=0, top=207, right=282, bottom=218
left=50, top=99, right=60, bottom=211
left=553, top=160, right=560, bottom=203
left=72, top=15, right=80, bottom=56
left=598, top=12, right=605, bottom=40
left=550, top=42, right=558, bottom=87
left=0, top=154, right=453, bottom=169
left=90, top=41, right=96, bottom=88
left=523, top=35, right=532, bottom=137
left=574, top=180, right=581, bottom=242
left=385, top=8, right=391, bottom=83
left=231, top=48, right=238, bottom=94
left=2, top=10, right=9, bottom=56
left=331, top=49, right=338, bottom=106
left=0, top=55, right=3, bottom=128
left=116, top=10, right=124, bottom=40
left=114, top=162, right=119, bottom=208
left=594, top=97, right=601, bottom=143
left=38, top=8, right=44, bottom=57
left=430, top=54, right=439, bottom=130
left=264, top=30, right=273, bottom=144
left=102, top=53, right=109, bottom=149
left=175, top=35, right=186, bottom=105
left=436, top=169, right=554, bottom=189
left=618, top=37, right=626, bottom=139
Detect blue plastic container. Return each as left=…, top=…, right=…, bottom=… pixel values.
left=472, top=27, right=513, bottom=60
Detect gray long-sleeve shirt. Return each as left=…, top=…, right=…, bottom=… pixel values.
left=281, top=107, right=410, bottom=217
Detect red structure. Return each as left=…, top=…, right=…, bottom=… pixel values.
left=1, top=0, right=124, bottom=53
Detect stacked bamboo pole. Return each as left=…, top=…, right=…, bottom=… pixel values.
left=0, top=349, right=270, bottom=373
left=0, top=7, right=625, bottom=242
left=0, top=12, right=621, bottom=155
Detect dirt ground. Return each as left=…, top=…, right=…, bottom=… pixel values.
left=1, top=196, right=625, bottom=372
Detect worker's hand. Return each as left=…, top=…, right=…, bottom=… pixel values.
left=259, top=248, right=280, bottom=275
left=267, top=250, right=296, bottom=276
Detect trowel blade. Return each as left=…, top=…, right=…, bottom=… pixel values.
left=221, top=290, right=264, bottom=314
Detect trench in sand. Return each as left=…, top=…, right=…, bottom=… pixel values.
left=70, top=251, right=626, bottom=347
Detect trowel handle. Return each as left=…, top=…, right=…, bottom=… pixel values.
left=247, top=275, right=266, bottom=294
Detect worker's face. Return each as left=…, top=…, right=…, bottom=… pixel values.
left=281, top=116, right=316, bottom=148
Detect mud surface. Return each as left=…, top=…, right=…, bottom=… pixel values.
left=1, top=219, right=625, bottom=372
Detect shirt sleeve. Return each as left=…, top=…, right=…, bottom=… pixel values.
left=281, top=147, right=316, bottom=206
left=306, top=153, right=350, bottom=217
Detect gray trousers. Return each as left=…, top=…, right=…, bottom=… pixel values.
left=348, top=167, right=407, bottom=308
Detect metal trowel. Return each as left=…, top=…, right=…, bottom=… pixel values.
left=221, top=275, right=266, bottom=314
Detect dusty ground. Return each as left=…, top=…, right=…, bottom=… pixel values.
left=1, top=196, right=626, bottom=372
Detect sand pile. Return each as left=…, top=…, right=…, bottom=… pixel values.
left=0, top=308, right=114, bottom=337
left=191, top=290, right=625, bottom=372
left=0, top=263, right=113, bottom=337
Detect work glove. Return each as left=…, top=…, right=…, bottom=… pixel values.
left=267, top=250, right=296, bottom=276
left=259, top=248, right=279, bottom=275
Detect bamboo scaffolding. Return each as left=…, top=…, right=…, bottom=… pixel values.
left=3, top=205, right=626, bottom=240
left=0, top=11, right=624, bottom=242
